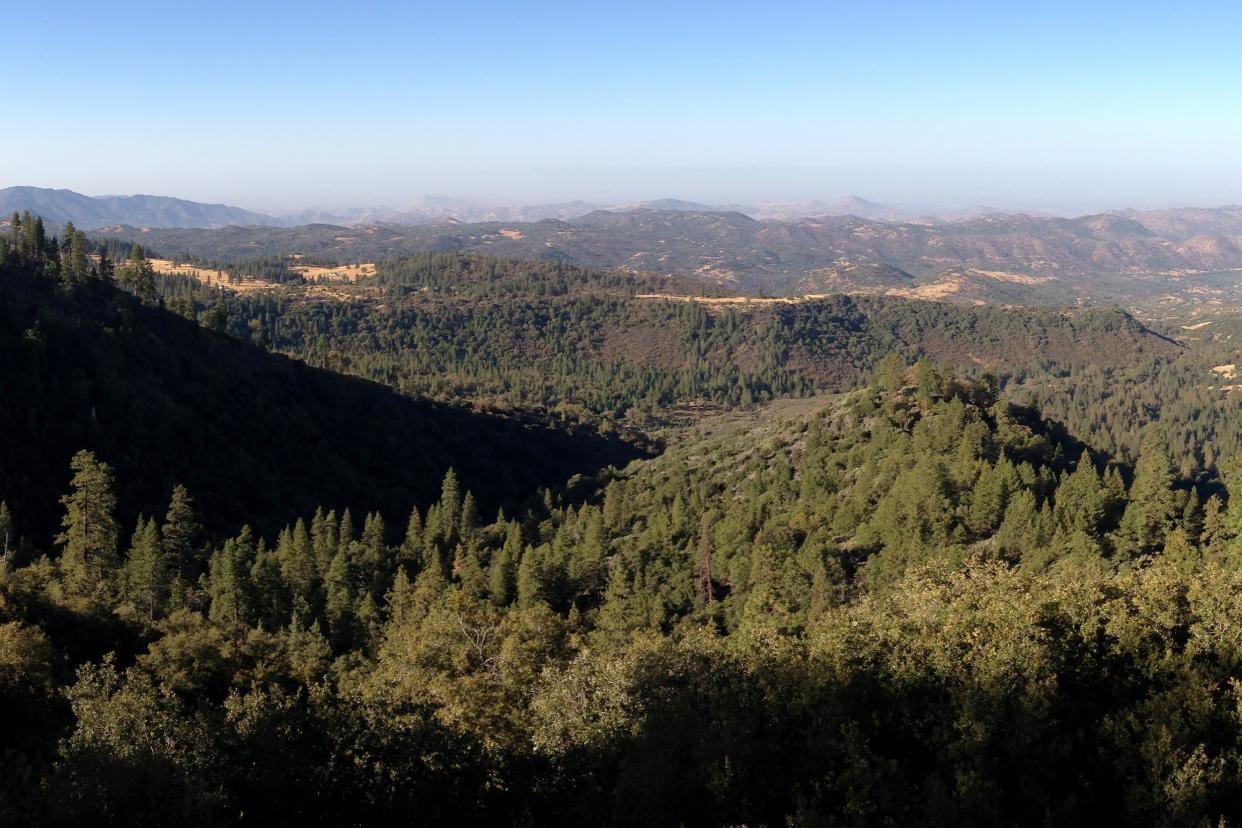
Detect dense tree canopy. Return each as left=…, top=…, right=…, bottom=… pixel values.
left=10, top=219, right=1242, bottom=823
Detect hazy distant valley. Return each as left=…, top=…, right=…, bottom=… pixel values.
left=90, top=205, right=1242, bottom=306
left=12, top=191, right=1242, bottom=823
left=11, top=184, right=1242, bottom=307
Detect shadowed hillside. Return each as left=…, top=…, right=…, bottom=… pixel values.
left=0, top=263, right=647, bottom=547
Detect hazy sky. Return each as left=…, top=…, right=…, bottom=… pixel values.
left=5, top=0, right=1242, bottom=212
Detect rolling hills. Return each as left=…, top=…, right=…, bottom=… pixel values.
left=170, top=252, right=1183, bottom=420
left=0, top=186, right=284, bottom=229
left=91, top=205, right=1242, bottom=302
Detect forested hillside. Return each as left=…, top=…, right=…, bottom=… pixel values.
left=13, top=212, right=1242, bottom=824
left=0, top=245, right=643, bottom=550
left=159, top=251, right=1180, bottom=424
left=6, top=349, right=1242, bottom=823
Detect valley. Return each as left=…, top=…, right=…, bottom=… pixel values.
left=8, top=200, right=1242, bottom=824
left=69, top=202, right=1242, bottom=309
left=11, top=0, right=1242, bottom=822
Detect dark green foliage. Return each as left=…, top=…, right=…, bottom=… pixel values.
left=179, top=252, right=1176, bottom=428
left=0, top=261, right=646, bottom=549
left=12, top=231, right=1242, bottom=823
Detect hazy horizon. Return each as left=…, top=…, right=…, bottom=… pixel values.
left=9, top=174, right=1242, bottom=221
left=7, top=1, right=1242, bottom=213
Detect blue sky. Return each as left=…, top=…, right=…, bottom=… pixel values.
left=5, top=0, right=1242, bottom=211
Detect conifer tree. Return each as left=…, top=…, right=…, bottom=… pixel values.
left=324, top=548, right=355, bottom=650
left=311, top=508, right=338, bottom=574
left=359, top=512, right=386, bottom=571
left=1051, top=450, right=1108, bottom=540
left=118, top=242, right=158, bottom=303
left=459, top=492, right=479, bottom=543
left=1161, top=527, right=1200, bottom=574
left=57, top=450, right=120, bottom=595
left=568, top=508, right=607, bottom=598
left=278, top=519, right=317, bottom=602
left=249, top=540, right=290, bottom=629
left=1182, top=487, right=1203, bottom=542
left=338, top=510, right=355, bottom=556
left=1115, top=432, right=1176, bottom=557
left=914, top=359, right=940, bottom=410
left=422, top=503, right=446, bottom=573
left=18, top=211, right=43, bottom=264
left=603, top=481, right=625, bottom=532
left=996, top=489, right=1044, bottom=564
left=208, top=528, right=256, bottom=626
left=356, top=592, right=381, bottom=650
left=489, top=526, right=519, bottom=606
left=968, top=455, right=1017, bottom=535
left=457, top=543, right=488, bottom=599
left=123, top=518, right=166, bottom=620
left=439, top=468, right=462, bottom=536
left=161, top=484, right=202, bottom=583
left=97, top=245, right=115, bottom=283
left=386, top=567, right=417, bottom=626
left=399, top=506, right=423, bottom=567
left=517, top=544, right=544, bottom=608
left=408, top=549, right=447, bottom=623
left=1202, top=494, right=1229, bottom=555
left=64, top=226, right=88, bottom=284
left=873, top=352, right=907, bottom=396
left=594, top=559, right=642, bottom=644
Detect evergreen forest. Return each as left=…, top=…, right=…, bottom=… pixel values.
left=7, top=212, right=1242, bottom=825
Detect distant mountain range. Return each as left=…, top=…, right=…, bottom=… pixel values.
left=13, top=185, right=1242, bottom=305
left=0, top=185, right=1066, bottom=230
left=91, top=204, right=1242, bottom=303
left=0, top=186, right=284, bottom=229
left=270, top=195, right=976, bottom=225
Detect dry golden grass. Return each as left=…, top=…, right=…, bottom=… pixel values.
left=149, top=259, right=275, bottom=294
left=885, top=269, right=1053, bottom=300
left=149, top=258, right=376, bottom=294
left=290, top=262, right=376, bottom=281
left=971, top=269, right=1055, bottom=285
left=635, top=293, right=833, bottom=307
left=889, top=278, right=965, bottom=300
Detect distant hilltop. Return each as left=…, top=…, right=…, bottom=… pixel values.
left=0, top=186, right=285, bottom=230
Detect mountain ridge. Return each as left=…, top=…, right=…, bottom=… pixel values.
left=0, top=186, right=285, bottom=229
left=89, top=206, right=1242, bottom=301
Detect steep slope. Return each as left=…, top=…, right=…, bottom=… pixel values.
left=0, top=186, right=283, bottom=229
left=0, top=263, right=644, bottom=545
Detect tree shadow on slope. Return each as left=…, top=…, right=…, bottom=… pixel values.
left=0, top=265, right=649, bottom=547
